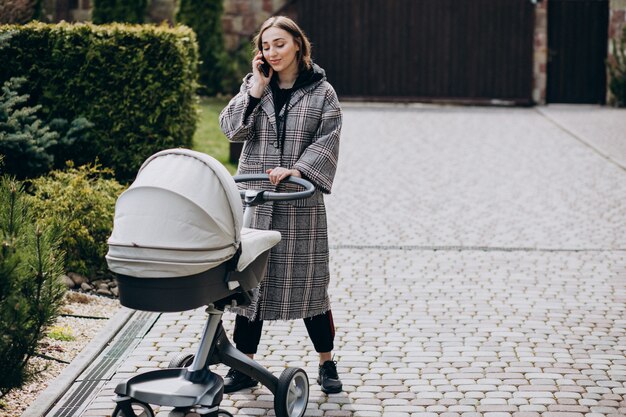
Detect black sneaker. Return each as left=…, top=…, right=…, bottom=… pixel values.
left=317, top=360, right=343, bottom=394
left=223, top=368, right=258, bottom=393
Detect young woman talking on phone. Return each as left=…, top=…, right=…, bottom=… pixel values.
left=219, top=16, right=342, bottom=394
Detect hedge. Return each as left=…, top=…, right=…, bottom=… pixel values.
left=0, top=22, right=199, bottom=182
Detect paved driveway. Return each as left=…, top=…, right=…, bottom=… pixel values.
left=61, top=104, right=626, bottom=417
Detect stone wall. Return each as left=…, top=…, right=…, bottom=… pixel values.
left=608, top=0, right=626, bottom=104
left=610, top=0, right=626, bottom=39
left=222, top=0, right=288, bottom=51
left=609, top=0, right=626, bottom=62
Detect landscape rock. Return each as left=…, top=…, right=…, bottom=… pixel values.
left=67, top=272, right=88, bottom=286
left=61, top=274, right=75, bottom=289
left=96, top=288, right=112, bottom=296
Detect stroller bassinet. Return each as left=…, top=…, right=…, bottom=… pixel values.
left=106, top=148, right=281, bottom=311
left=106, top=149, right=312, bottom=417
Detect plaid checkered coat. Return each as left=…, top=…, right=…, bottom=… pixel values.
left=219, top=64, right=341, bottom=321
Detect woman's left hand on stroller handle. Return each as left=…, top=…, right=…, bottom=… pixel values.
left=266, top=167, right=301, bottom=185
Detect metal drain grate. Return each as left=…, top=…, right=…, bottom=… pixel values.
left=49, top=310, right=159, bottom=417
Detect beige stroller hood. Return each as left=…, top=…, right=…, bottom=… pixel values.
left=106, top=149, right=280, bottom=278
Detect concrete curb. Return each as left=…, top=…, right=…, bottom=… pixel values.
left=22, top=307, right=135, bottom=417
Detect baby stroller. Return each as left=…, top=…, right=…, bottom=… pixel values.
left=105, top=149, right=315, bottom=417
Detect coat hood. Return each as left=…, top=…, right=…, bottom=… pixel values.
left=270, top=62, right=326, bottom=92
left=294, top=63, right=326, bottom=90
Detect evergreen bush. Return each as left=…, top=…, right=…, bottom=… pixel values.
left=176, top=0, right=227, bottom=95
left=27, top=163, right=126, bottom=277
left=0, top=22, right=199, bottom=182
left=92, top=0, right=148, bottom=24
left=0, top=76, right=59, bottom=179
left=0, top=76, right=92, bottom=179
left=0, top=176, right=65, bottom=397
left=608, top=26, right=626, bottom=107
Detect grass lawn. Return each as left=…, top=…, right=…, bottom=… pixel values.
left=192, top=96, right=238, bottom=174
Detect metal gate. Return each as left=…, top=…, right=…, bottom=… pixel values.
left=289, top=0, right=536, bottom=104
left=547, top=0, right=609, bottom=104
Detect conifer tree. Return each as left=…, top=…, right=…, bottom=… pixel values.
left=0, top=177, right=65, bottom=397
left=0, top=78, right=92, bottom=179
left=92, top=0, right=148, bottom=24
left=0, top=77, right=59, bottom=179
left=177, top=0, right=227, bottom=95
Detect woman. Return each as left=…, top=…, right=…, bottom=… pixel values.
left=219, top=16, right=342, bottom=394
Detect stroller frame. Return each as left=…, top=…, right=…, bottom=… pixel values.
left=111, top=174, right=315, bottom=417
left=113, top=296, right=308, bottom=417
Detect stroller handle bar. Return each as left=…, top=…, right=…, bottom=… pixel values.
left=233, top=174, right=316, bottom=204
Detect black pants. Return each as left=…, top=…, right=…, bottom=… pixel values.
left=233, top=310, right=335, bottom=354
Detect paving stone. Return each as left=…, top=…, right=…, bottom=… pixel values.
left=589, top=406, right=620, bottom=413
left=547, top=405, right=590, bottom=412
left=519, top=405, right=547, bottom=412
left=321, top=411, right=352, bottom=417
left=542, top=413, right=584, bottom=417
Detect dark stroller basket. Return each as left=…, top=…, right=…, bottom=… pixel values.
left=106, top=149, right=313, bottom=417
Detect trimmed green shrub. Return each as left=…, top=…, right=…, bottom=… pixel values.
left=608, top=26, right=626, bottom=107
left=0, top=176, right=66, bottom=397
left=0, top=22, right=199, bottom=182
left=27, top=163, right=126, bottom=277
left=176, top=0, right=227, bottom=95
left=92, top=0, right=148, bottom=24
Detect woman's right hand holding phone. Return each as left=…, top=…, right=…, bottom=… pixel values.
left=250, top=50, right=271, bottom=98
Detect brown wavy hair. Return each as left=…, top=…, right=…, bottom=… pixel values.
left=253, top=16, right=312, bottom=71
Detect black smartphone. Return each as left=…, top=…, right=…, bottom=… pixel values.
left=259, top=52, right=271, bottom=77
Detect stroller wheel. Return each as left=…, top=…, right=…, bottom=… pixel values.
left=168, top=352, right=195, bottom=368
left=274, top=367, right=309, bottom=417
left=112, top=400, right=154, bottom=417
